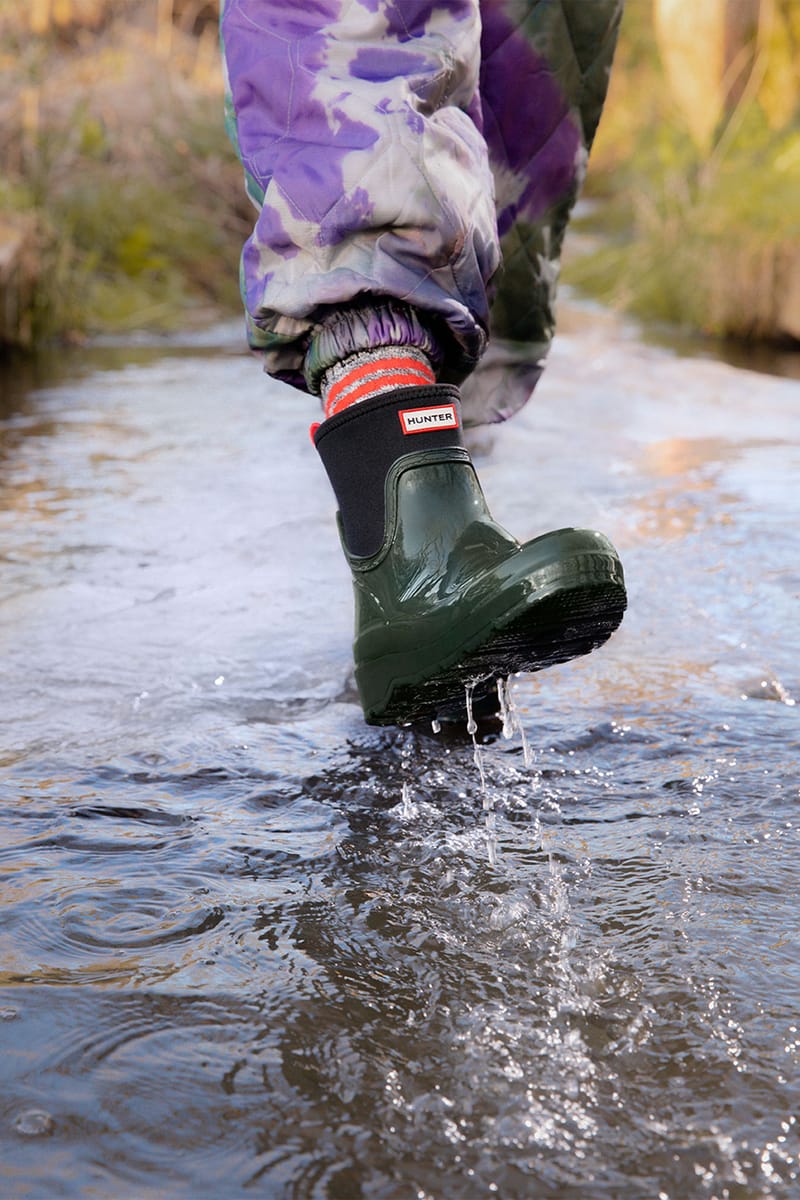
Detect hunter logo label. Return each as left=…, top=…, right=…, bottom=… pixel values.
left=398, top=404, right=459, bottom=435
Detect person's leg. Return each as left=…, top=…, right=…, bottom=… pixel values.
left=220, top=0, right=626, bottom=725
left=460, top=0, right=625, bottom=423
left=219, top=0, right=496, bottom=393
left=219, top=0, right=623, bottom=411
left=312, top=382, right=625, bottom=725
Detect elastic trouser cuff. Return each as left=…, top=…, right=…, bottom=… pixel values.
left=304, top=298, right=443, bottom=396
left=313, top=383, right=464, bottom=558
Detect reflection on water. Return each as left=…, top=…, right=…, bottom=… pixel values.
left=1, top=314, right=799, bottom=1198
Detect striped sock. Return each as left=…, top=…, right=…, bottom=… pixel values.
left=320, top=347, right=436, bottom=420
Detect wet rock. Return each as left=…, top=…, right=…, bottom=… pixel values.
left=740, top=676, right=796, bottom=704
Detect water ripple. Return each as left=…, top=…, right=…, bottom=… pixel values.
left=2, top=334, right=799, bottom=1196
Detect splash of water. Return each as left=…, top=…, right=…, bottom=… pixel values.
left=465, top=682, right=496, bottom=865
left=497, top=676, right=515, bottom=740
left=465, top=682, right=487, bottom=795
left=497, top=677, right=532, bottom=767
left=485, top=808, right=498, bottom=867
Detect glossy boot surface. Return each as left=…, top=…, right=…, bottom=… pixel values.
left=315, top=386, right=626, bottom=725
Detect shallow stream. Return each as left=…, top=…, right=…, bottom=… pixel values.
left=1, top=309, right=798, bottom=1198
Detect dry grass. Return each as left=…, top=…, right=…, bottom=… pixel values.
left=572, top=0, right=800, bottom=345
left=0, top=0, right=250, bottom=349
left=4, top=0, right=798, bottom=351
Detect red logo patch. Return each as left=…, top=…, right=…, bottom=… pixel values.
left=398, top=403, right=459, bottom=435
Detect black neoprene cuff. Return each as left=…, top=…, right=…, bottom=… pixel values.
left=314, top=384, right=465, bottom=557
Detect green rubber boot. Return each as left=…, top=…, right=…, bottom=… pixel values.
left=314, top=384, right=626, bottom=726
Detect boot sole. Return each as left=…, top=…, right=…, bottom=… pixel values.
left=358, top=555, right=627, bottom=726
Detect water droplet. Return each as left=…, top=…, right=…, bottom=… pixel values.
left=485, top=809, right=498, bottom=867
left=464, top=682, right=486, bottom=793
left=15, top=1109, right=54, bottom=1137
left=465, top=681, right=477, bottom=736
left=495, top=677, right=531, bottom=766
left=465, top=683, right=498, bottom=863
left=497, top=677, right=515, bottom=740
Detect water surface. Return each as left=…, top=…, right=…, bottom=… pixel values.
left=1, top=313, right=798, bottom=1198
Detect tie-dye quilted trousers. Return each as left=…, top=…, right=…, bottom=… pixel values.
left=220, top=1, right=623, bottom=423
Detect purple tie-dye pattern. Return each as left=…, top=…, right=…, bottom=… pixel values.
left=221, top=0, right=494, bottom=376
left=221, top=3, right=378, bottom=228
left=464, top=90, right=484, bottom=135
left=381, top=0, right=473, bottom=39
left=351, top=47, right=430, bottom=83
left=479, top=0, right=582, bottom=236
left=220, top=0, right=621, bottom=419
left=317, top=187, right=373, bottom=249
left=250, top=204, right=297, bottom=262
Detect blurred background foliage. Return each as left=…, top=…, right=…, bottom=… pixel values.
left=0, top=0, right=251, bottom=349
left=0, top=0, right=798, bottom=353
left=572, top=0, right=800, bottom=345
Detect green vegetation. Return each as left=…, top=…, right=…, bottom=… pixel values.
left=0, top=1, right=249, bottom=350
left=2, top=0, right=798, bottom=352
left=42, top=111, right=246, bottom=336
left=570, top=0, right=800, bottom=344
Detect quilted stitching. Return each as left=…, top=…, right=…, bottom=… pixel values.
left=221, top=0, right=622, bottom=419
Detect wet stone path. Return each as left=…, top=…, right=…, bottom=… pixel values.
left=0, top=311, right=799, bottom=1198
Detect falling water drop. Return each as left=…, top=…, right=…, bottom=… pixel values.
left=14, top=1109, right=54, bottom=1137
left=497, top=677, right=514, bottom=739
left=465, top=682, right=495, bottom=861
left=465, top=682, right=478, bottom=736
left=485, top=809, right=498, bottom=867
left=465, top=682, right=487, bottom=793
left=496, top=677, right=532, bottom=767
